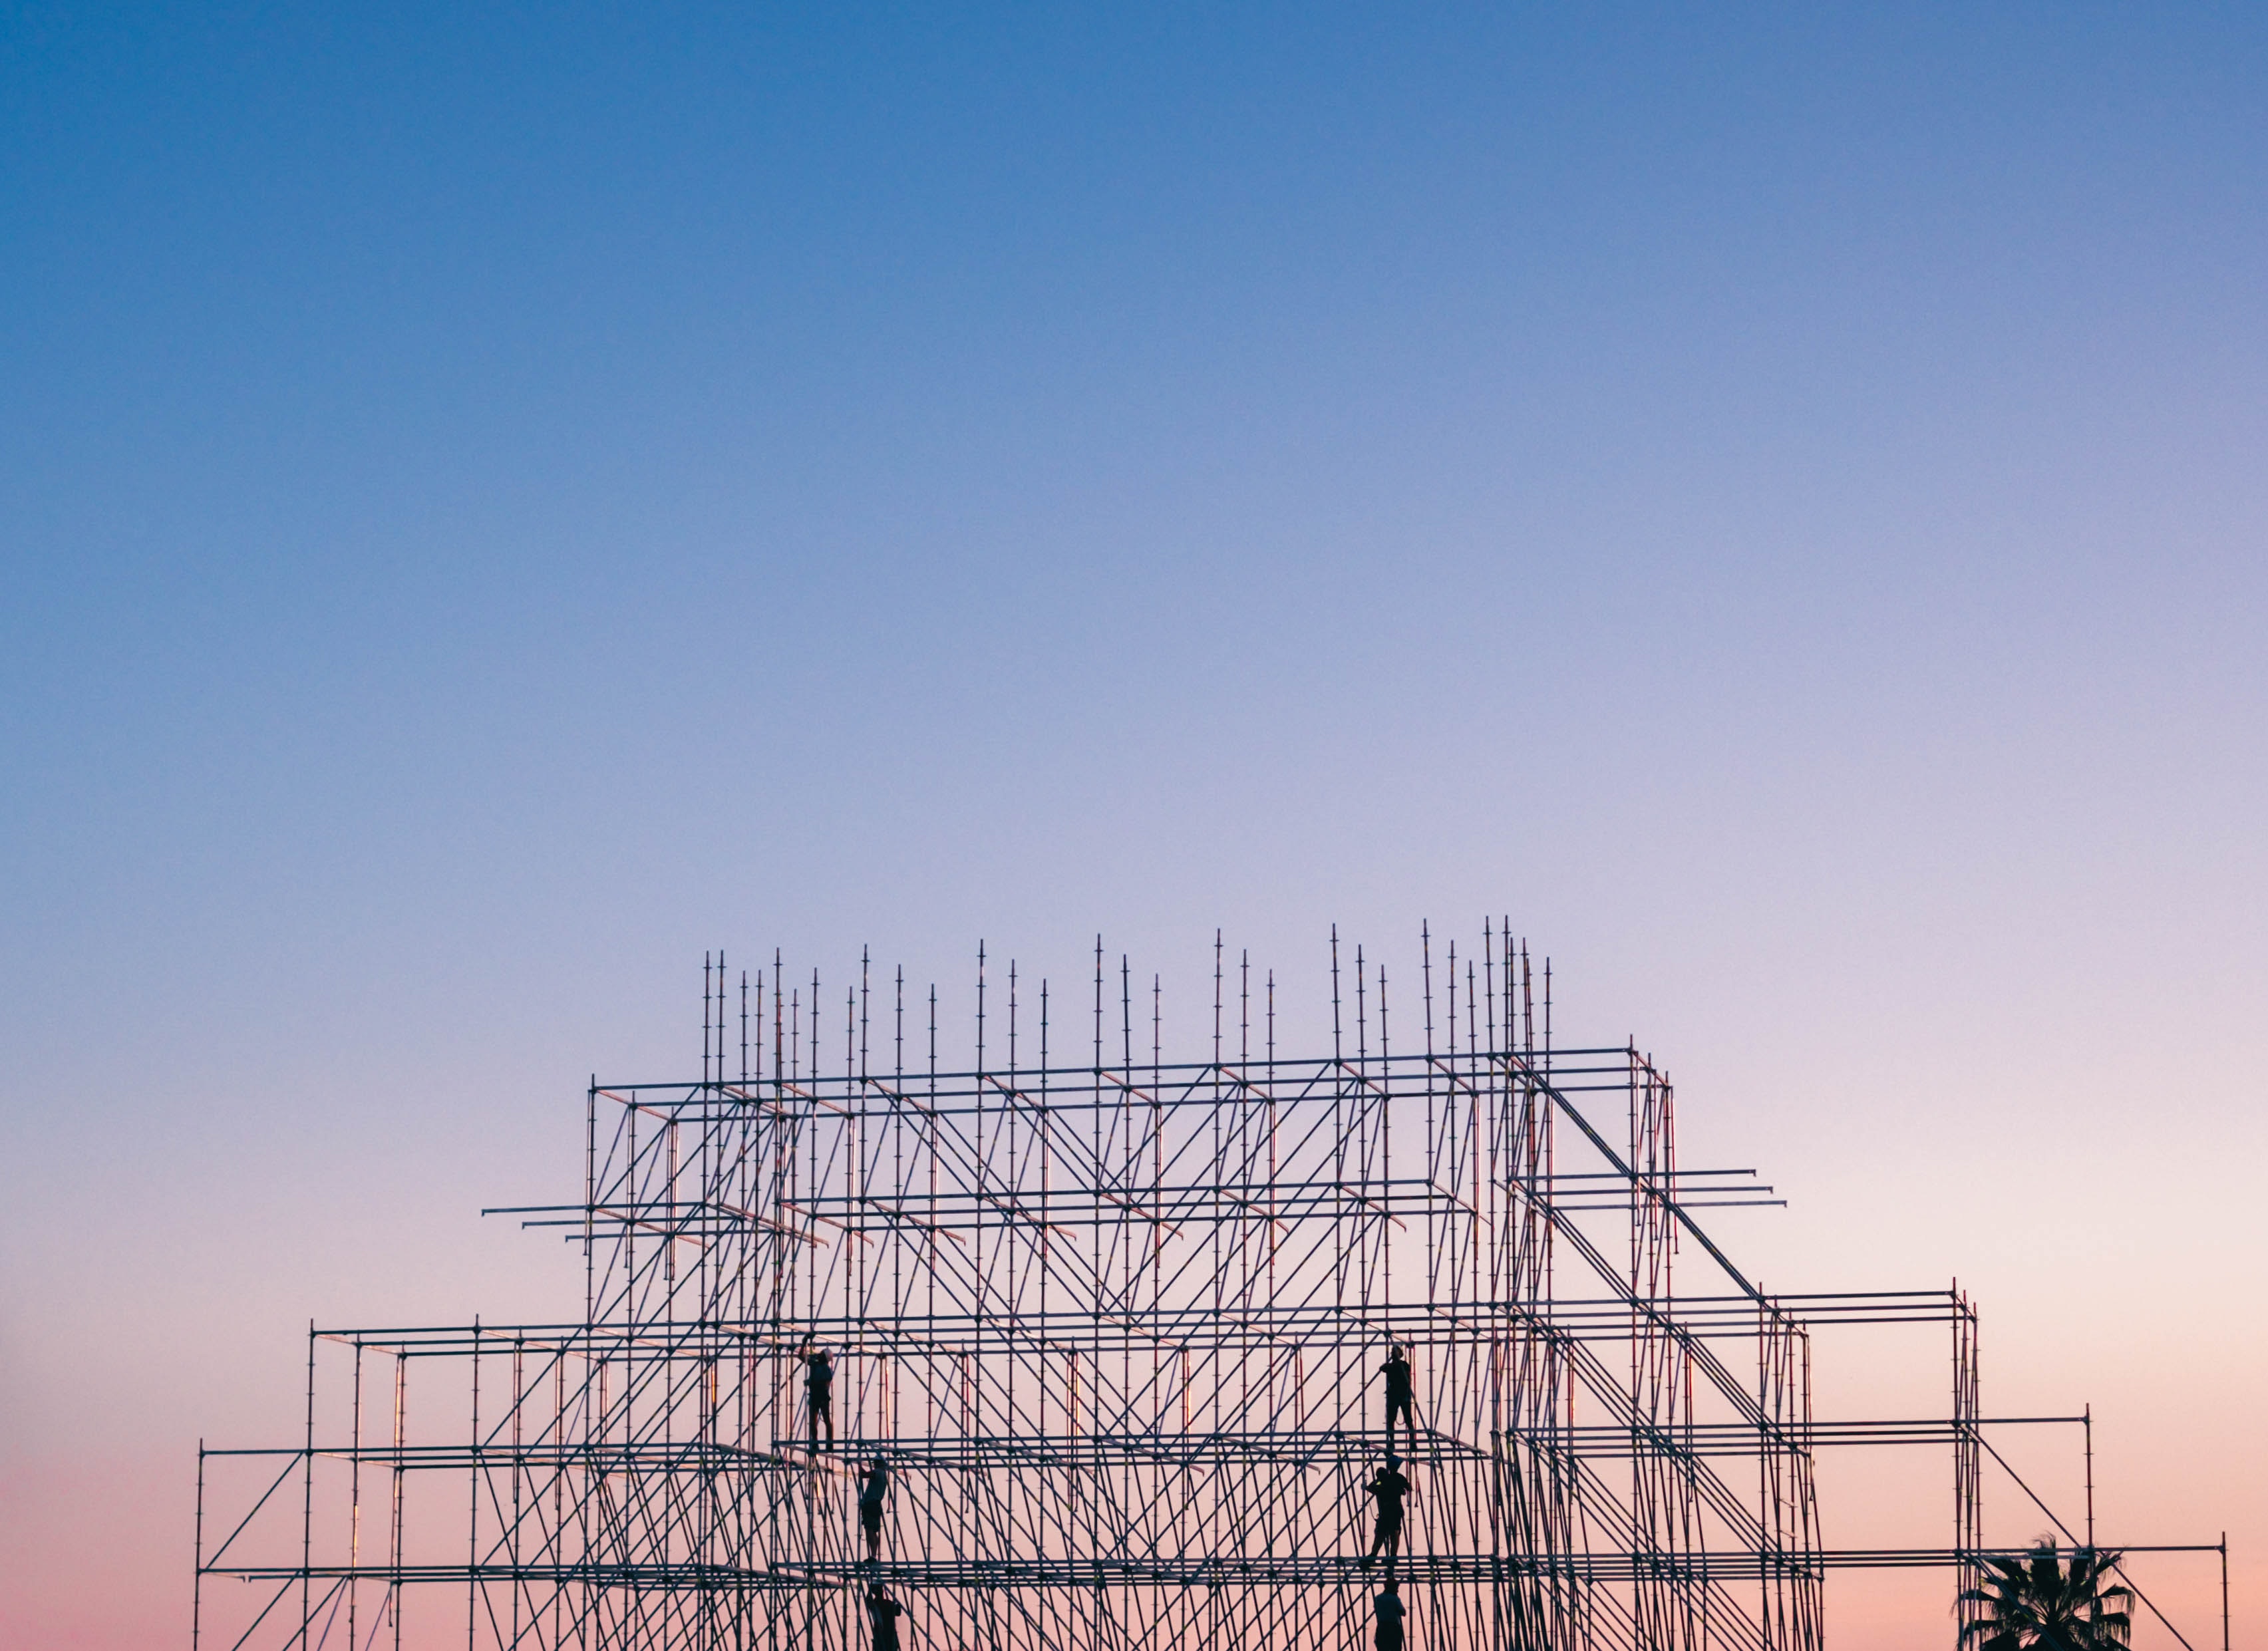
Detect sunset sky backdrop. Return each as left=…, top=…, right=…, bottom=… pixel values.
left=3, top=5, right=2265, bottom=1646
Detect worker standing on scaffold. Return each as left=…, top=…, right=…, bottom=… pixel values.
left=859, top=1455, right=891, bottom=1559
left=1380, top=1342, right=1417, bottom=1445
left=1374, top=1578, right=1406, bottom=1651
left=806, top=1344, right=836, bottom=1447
left=867, top=1582, right=904, bottom=1651
left=1361, top=1451, right=1411, bottom=1569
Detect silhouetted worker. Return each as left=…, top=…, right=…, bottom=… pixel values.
left=1380, top=1343, right=1416, bottom=1442
left=806, top=1346, right=836, bottom=1446
left=1374, top=1580, right=1406, bottom=1651
left=867, top=1582, right=904, bottom=1651
left=859, top=1455, right=892, bottom=1560
left=1361, top=1451, right=1410, bottom=1569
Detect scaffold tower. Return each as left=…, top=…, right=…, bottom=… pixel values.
left=192, top=926, right=2225, bottom=1651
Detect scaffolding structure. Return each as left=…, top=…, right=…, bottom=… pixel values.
left=194, top=927, right=2223, bottom=1651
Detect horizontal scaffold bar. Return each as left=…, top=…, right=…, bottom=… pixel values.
left=306, top=1290, right=1969, bottom=1358
left=599, top=1045, right=1649, bottom=1093
left=198, top=1413, right=2079, bottom=1474
left=197, top=1544, right=2226, bottom=1592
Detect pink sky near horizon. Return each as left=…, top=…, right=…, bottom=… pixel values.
left=8, top=934, right=2258, bottom=1650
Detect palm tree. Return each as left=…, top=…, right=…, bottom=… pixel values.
left=1960, top=1541, right=2134, bottom=1651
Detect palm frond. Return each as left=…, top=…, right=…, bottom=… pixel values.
left=1959, top=1541, right=2131, bottom=1651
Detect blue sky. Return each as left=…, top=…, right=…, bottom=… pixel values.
left=3, top=5, right=2265, bottom=1644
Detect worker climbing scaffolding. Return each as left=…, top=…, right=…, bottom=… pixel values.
left=1361, top=1451, right=1411, bottom=1569
left=866, top=1582, right=904, bottom=1651
left=1379, top=1342, right=1417, bottom=1444
left=859, top=1455, right=891, bottom=1561
left=1374, top=1580, right=1406, bottom=1651
left=806, top=1344, right=835, bottom=1447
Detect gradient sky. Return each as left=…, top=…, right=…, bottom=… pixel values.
left=3, top=5, right=2265, bottom=1646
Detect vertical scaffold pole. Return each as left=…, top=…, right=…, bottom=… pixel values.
left=1953, top=1288, right=1983, bottom=1651
left=301, top=1320, right=314, bottom=1650
left=468, top=1315, right=480, bottom=1651
left=192, top=1440, right=206, bottom=1651
left=348, top=1342, right=362, bottom=1651
left=390, top=1352, right=405, bottom=1651
left=2219, top=1535, right=2230, bottom=1651
left=2084, top=1403, right=2095, bottom=1549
